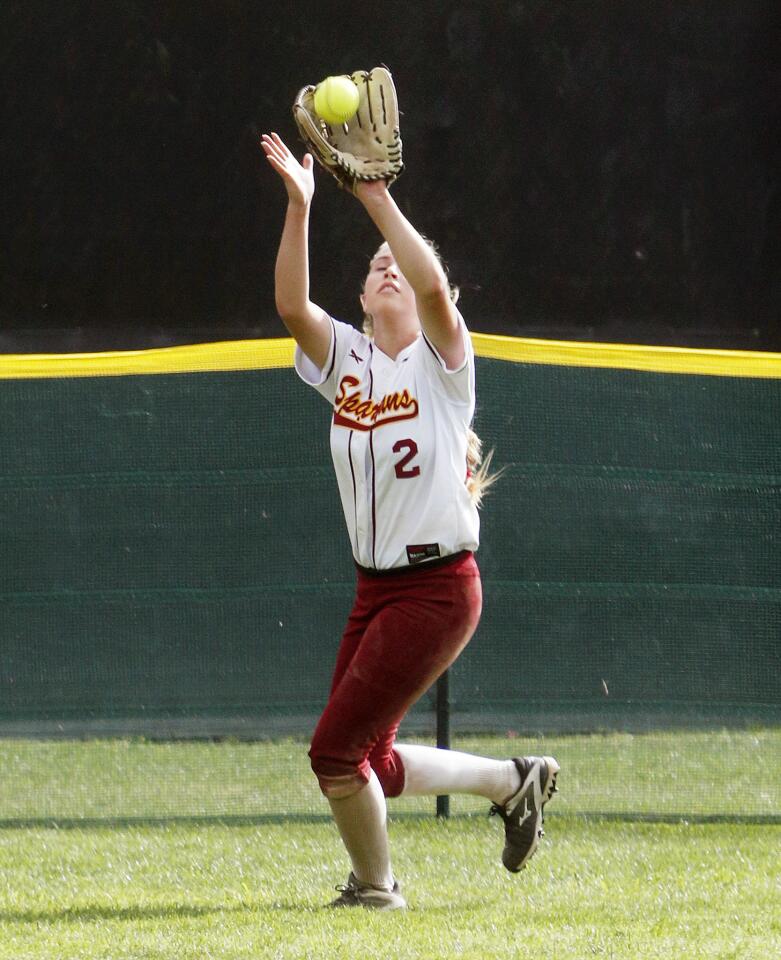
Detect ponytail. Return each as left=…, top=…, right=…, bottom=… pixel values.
left=466, top=428, right=502, bottom=507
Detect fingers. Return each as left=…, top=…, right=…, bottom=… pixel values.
left=261, top=133, right=311, bottom=172
left=260, top=132, right=315, bottom=206
left=261, top=132, right=289, bottom=161
left=264, top=153, right=287, bottom=177
left=261, top=135, right=292, bottom=181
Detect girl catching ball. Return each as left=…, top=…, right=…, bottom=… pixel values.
left=261, top=129, right=559, bottom=910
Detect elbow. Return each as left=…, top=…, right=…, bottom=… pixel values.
left=275, top=296, right=305, bottom=326
left=429, top=274, right=451, bottom=300
left=275, top=300, right=292, bottom=324
left=275, top=297, right=323, bottom=341
left=418, top=276, right=455, bottom=311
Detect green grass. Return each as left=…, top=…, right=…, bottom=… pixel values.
left=0, top=817, right=778, bottom=959
left=0, top=731, right=779, bottom=958
left=1, top=729, right=779, bottom=822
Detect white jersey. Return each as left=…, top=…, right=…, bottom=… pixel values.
left=295, top=315, right=480, bottom=570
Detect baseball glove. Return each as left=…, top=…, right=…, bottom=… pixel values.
left=293, top=67, right=403, bottom=192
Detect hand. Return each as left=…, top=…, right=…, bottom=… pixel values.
left=261, top=132, right=315, bottom=208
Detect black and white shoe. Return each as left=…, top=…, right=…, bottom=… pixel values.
left=490, top=755, right=560, bottom=873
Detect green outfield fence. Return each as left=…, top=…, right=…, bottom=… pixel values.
left=1, top=333, right=779, bottom=823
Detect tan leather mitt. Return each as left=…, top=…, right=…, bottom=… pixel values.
left=293, top=67, right=403, bottom=192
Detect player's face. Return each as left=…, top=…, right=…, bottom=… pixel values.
left=361, top=244, right=417, bottom=320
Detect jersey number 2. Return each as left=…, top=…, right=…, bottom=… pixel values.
left=392, top=439, right=420, bottom=479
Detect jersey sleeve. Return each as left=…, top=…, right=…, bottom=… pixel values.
left=294, top=317, right=366, bottom=404
left=419, top=311, right=475, bottom=409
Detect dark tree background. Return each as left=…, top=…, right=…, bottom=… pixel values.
left=1, top=0, right=778, bottom=351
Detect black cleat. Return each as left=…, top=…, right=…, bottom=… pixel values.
left=490, top=756, right=560, bottom=873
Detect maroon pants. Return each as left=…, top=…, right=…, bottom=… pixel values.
left=309, top=552, right=483, bottom=799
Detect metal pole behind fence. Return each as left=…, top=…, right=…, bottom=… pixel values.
left=435, top=669, right=450, bottom=818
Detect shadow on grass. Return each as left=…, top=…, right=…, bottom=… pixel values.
left=0, top=900, right=320, bottom=925
left=0, top=903, right=241, bottom=925
left=0, top=811, right=778, bottom=831
left=0, top=813, right=332, bottom=830
left=570, top=812, right=781, bottom=825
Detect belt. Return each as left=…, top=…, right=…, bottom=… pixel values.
left=354, top=549, right=473, bottom=578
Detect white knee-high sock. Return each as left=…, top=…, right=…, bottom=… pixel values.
left=328, top=769, right=394, bottom=890
left=395, top=744, right=521, bottom=805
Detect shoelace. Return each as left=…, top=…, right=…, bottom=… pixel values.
left=490, top=802, right=548, bottom=839
left=334, top=881, right=359, bottom=895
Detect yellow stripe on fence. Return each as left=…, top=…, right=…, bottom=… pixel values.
left=0, top=338, right=296, bottom=379
left=1, top=333, right=780, bottom=380
left=471, top=333, right=781, bottom=379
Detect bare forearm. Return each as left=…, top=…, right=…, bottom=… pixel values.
left=261, top=133, right=330, bottom=368
left=357, top=183, right=461, bottom=364
left=274, top=201, right=313, bottom=319
left=358, top=190, right=448, bottom=299
left=272, top=200, right=330, bottom=368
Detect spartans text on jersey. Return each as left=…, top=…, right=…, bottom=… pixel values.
left=333, top=375, right=419, bottom=431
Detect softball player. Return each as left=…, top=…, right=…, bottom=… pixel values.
left=261, top=131, right=559, bottom=910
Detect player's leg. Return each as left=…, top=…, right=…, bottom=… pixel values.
left=369, top=727, right=521, bottom=803
left=371, top=736, right=559, bottom=874
left=393, top=743, right=521, bottom=802
left=350, top=555, right=514, bottom=807
left=393, top=744, right=559, bottom=873
left=309, top=557, right=482, bottom=907
left=326, top=769, right=402, bottom=906
left=309, top=601, right=403, bottom=907
left=325, top=772, right=388, bottom=881
left=361, top=557, right=559, bottom=873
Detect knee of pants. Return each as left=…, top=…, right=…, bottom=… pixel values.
left=370, top=748, right=405, bottom=798
left=308, top=745, right=370, bottom=800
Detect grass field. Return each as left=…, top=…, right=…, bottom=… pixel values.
left=0, top=731, right=779, bottom=959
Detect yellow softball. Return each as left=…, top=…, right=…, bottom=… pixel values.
left=313, top=75, right=360, bottom=126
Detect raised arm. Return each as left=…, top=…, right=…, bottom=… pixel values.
left=354, top=180, right=463, bottom=369
left=260, top=133, right=331, bottom=370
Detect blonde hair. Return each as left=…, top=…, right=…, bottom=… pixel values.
left=466, top=427, right=502, bottom=508
left=362, top=238, right=459, bottom=337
